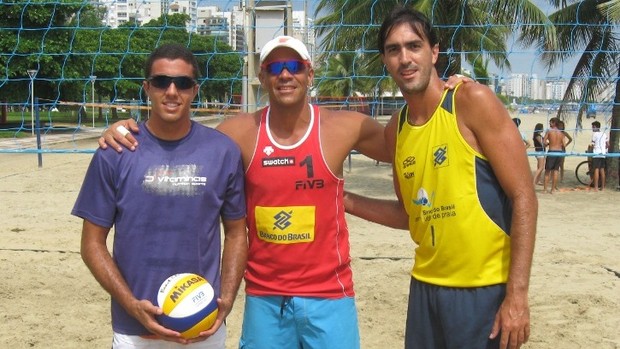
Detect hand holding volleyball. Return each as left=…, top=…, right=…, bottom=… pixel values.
left=156, top=273, right=219, bottom=339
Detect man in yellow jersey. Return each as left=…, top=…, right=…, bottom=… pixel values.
left=344, top=6, right=537, bottom=349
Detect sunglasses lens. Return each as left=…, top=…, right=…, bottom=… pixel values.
left=265, top=60, right=306, bottom=75
left=286, top=61, right=303, bottom=74
left=149, top=76, right=171, bottom=89
left=173, top=77, right=196, bottom=89
left=149, top=76, right=195, bottom=90
left=266, top=62, right=285, bottom=75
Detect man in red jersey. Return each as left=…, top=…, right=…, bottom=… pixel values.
left=100, top=36, right=388, bottom=348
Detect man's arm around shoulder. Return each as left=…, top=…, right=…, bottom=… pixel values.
left=343, top=110, right=408, bottom=230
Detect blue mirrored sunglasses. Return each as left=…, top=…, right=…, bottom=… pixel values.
left=262, top=60, right=309, bottom=75
left=148, top=75, right=196, bottom=90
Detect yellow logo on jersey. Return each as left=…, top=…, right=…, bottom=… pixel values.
left=255, top=206, right=315, bottom=244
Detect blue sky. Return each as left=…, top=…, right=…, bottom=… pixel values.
left=499, top=0, right=579, bottom=77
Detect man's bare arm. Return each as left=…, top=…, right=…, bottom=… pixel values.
left=344, top=111, right=409, bottom=230
left=456, top=84, right=537, bottom=349
left=343, top=191, right=408, bottom=230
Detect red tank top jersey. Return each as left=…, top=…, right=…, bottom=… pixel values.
left=244, top=104, right=354, bottom=298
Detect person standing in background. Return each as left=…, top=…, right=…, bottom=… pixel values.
left=556, top=120, right=572, bottom=187
left=532, top=123, right=545, bottom=186
left=543, top=117, right=566, bottom=194
left=590, top=120, right=609, bottom=191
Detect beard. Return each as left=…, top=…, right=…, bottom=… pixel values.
left=396, top=65, right=432, bottom=96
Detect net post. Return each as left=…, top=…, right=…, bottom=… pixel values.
left=35, top=97, right=43, bottom=168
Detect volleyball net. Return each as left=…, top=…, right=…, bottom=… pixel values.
left=0, top=0, right=618, bottom=158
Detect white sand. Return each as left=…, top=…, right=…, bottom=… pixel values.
left=0, top=113, right=618, bottom=348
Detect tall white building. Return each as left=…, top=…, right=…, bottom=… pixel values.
left=499, top=72, right=576, bottom=102
left=545, top=79, right=569, bottom=101
left=195, top=5, right=315, bottom=55
left=505, top=73, right=529, bottom=99
left=97, top=1, right=315, bottom=55
left=99, top=0, right=198, bottom=32
left=529, top=74, right=540, bottom=100
left=195, top=6, right=244, bottom=51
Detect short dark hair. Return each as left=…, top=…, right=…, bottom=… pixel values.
left=549, top=117, right=560, bottom=126
left=144, top=43, right=200, bottom=79
left=592, top=121, right=601, bottom=128
left=378, top=6, right=438, bottom=54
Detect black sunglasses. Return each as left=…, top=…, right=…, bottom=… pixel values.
left=261, top=60, right=309, bottom=75
left=148, top=75, right=196, bottom=90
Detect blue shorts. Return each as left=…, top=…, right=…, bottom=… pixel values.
left=405, top=278, right=504, bottom=349
left=239, top=295, right=360, bottom=349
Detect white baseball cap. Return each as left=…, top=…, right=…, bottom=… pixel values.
left=259, top=36, right=312, bottom=65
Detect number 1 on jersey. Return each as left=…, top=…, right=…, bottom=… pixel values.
left=300, top=155, right=314, bottom=178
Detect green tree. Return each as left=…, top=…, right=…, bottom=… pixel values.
left=190, top=37, right=243, bottom=106
left=0, top=0, right=89, bottom=122
left=598, top=0, right=620, bottom=18
left=315, top=0, right=555, bottom=83
left=0, top=5, right=241, bottom=124
left=315, top=51, right=372, bottom=97
left=80, top=14, right=241, bottom=113
left=596, top=0, right=620, bottom=160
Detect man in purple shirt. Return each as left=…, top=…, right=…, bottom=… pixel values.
left=72, top=44, right=247, bottom=348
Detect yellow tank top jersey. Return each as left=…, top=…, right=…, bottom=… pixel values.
left=395, top=86, right=512, bottom=287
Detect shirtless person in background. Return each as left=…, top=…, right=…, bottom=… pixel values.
left=543, top=117, right=566, bottom=194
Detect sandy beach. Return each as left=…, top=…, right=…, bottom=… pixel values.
left=0, top=113, right=618, bottom=348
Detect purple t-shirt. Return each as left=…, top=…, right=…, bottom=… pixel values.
left=72, top=121, right=245, bottom=335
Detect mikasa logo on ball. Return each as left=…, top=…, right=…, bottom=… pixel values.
left=165, top=274, right=205, bottom=303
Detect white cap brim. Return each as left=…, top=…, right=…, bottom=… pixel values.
left=259, top=36, right=311, bottom=65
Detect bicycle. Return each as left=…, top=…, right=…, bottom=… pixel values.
left=574, top=159, right=593, bottom=186
left=574, top=157, right=608, bottom=187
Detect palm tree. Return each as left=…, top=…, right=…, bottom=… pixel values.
left=315, top=0, right=555, bottom=80
left=520, top=0, right=619, bottom=159
left=598, top=0, right=620, bottom=18
left=598, top=0, right=620, bottom=167
left=314, top=51, right=385, bottom=115
left=315, top=51, right=369, bottom=97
